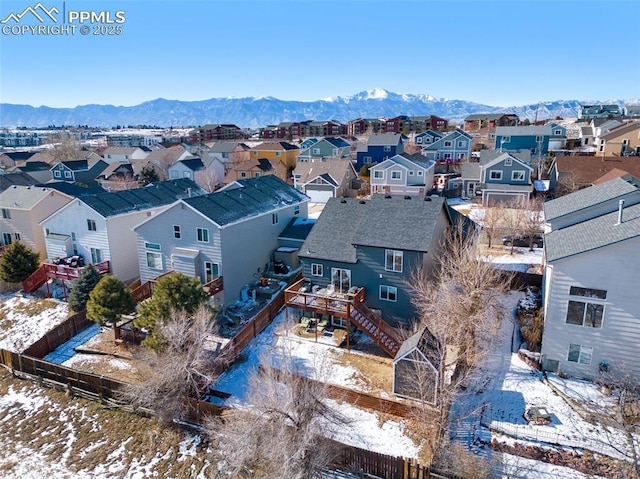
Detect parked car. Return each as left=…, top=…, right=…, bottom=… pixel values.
left=501, top=234, right=544, bottom=248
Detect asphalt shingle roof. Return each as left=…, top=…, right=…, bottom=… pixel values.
left=184, top=175, right=308, bottom=227
left=294, top=160, right=353, bottom=186
left=81, top=178, right=203, bottom=217
left=299, top=195, right=446, bottom=263
left=367, top=133, right=404, bottom=147
left=545, top=202, right=640, bottom=262
left=0, top=185, right=63, bottom=209
left=0, top=172, right=37, bottom=191
left=179, top=158, right=205, bottom=171
left=544, top=175, right=640, bottom=221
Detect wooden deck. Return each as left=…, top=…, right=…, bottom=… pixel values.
left=284, top=278, right=365, bottom=319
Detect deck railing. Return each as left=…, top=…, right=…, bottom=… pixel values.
left=284, top=277, right=365, bottom=319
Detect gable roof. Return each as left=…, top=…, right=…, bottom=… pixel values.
left=176, top=158, right=205, bottom=171
left=251, top=141, right=299, bottom=151
left=102, top=146, right=144, bottom=156
left=464, top=113, right=514, bottom=121
left=552, top=156, right=640, bottom=186
left=495, top=124, right=564, bottom=137
left=17, top=161, right=51, bottom=172
left=394, top=325, right=440, bottom=368
left=324, top=137, right=350, bottom=148
left=483, top=152, right=533, bottom=171
left=367, top=133, right=404, bottom=147
left=36, top=181, right=105, bottom=197
left=0, top=185, right=70, bottom=210
left=544, top=175, right=640, bottom=222
left=0, top=172, right=37, bottom=190
left=592, top=168, right=632, bottom=185
left=545, top=202, right=640, bottom=262
left=294, top=160, right=354, bottom=185
left=479, top=149, right=532, bottom=165
left=144, top=148, right=190, bottom=164
left=0, top=151, right=35, bottom=162
left=98, top=162, right=134, bottom=179
left=599, top=120, right=640, bottom=140
left=209, top=142, right=249, bottom=153
left=299, top=195, right=447, bottom=263
left=183, top=175, right=308, bottom=227
left=79, top=178, right=204, bottom=218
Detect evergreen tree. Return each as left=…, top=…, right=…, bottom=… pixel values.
left=86, top=275, right=136, bottom=327
left=134, top=272, right=209, bottom=350
left=0, top=242, right=39, bottom=283
left=139, top=165, right=160, bottom=185
left=68, top=265, right=101, bottom=312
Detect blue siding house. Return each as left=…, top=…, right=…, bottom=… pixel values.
left=495, top=124, right=567, bottom=156
left=355, top=133, right=406, bottom=171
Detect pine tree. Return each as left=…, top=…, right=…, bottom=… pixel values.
left=86, top=275, right=136, bottom=327
left=139, top=165, right=160, bottom=185
left=0, top=242, right=39, bottom=283
left=68, top=265, right=101, bottom=312
left=134, top=272, right=209, bottom=350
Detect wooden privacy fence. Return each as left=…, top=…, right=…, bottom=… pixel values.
left=23, top=310, right=92, bottom=358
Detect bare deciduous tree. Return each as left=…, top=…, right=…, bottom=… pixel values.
left=205, top=350, right=347, bottom=478
left=521, top=196, right=545, bottom=250
left=480, top=204, right=503, bottom=249
left=500, top=198, right=527, bottom=254
left=119, top=306, right=222, bottom=424
left=48, top=130, right=82, bottom=162
left=197, top=166, right=220, bottom=192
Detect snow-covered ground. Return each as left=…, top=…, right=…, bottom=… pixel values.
left=0, top=294, right=69, bottom=352
left=212, top=311, right=421, bottom=458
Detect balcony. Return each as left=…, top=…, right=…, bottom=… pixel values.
left=284, top=278, right=365, bottom=319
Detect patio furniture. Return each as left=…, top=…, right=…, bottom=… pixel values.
left=300, top=316, right=312, bottom=328
left=317, top=315, right=329, bottom=332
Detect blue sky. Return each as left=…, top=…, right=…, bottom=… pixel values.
left=1, top=0, right=639, bottom=108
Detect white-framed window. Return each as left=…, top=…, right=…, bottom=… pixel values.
left=408, top=171, right=414, bottom=176
left=87, top=219, right=97, bottom=231
left=145, top=242, right=161, bottom=251
left=1, top=208, right=10, bottom=219
left=183, top=171, right=192, bottom=179
left=391, top=171, right=402, bottom=180
left=14, top=232, right=20, bottom=240
left=240, top=171, right=247, bottom=178
left=196, top=227, right=209, bottom=243
left=204, top=261, right=219, bottom=282
left=567, top=344, right=593, bottom=365
left=275, top=151, right=281, bottom=157
left=489, top=170, right=503, bottom=180
left=505, top=158, right=513, bottom=166
left=90, top=247, right=102, bottom=263
left=373, top=170, right=384, bottom=179
left=146, top=251, right=163, bottom=270
left=252, top=151, right=258, bottom=156
left=416, top=137, right=423, bottom=144
left=311, top=263, right=323, bottom=276
left=331, top=268, right=351, bottom=292
left=170, top=170, right=179, bottom=179
left=385, top=249, right=403, bottom=272
left=511, top=171, right=525, bottom=181
left=53, top=170, right=61, bottom=178
left=565, top=286, right=607, bottom=328
left=444, top=141, right=452, bottom=147
left=364, top=156, right=372, bottom=164
left=64, top=171, right=72, bottom=179
left=502, top=136, right=511, bottom=142
left=272, top=212, right=279, bottom=225
left=383, top=146, right=391, bottom=152
left=554, top=129, right=562, bottom=135
left=417, top=170, right=423, bottom=176
left=173, top=225, right=181, bottom=239
left=254, top=172, right=261, bottom=178
left=380, top=285, right=398, bottom=302
left=457, top=141, right=466, bottom=147
left=312, top=148, right=320, bottom=155
left=536, top=136, right=543, bottom=142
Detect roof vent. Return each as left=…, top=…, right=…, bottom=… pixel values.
left=404, top=195, right=411, bottom=200
left=424, top=197, right=432, bottom=201
left=616, top=199, right=625, bottom=225
left=340, top=199, right=347, bottom=203
left=359, top=200, right=366, bottom=204
left=384, top=195, right=392, bottom=199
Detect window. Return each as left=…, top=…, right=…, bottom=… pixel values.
left=417, top=170, right=423, bottom=176
left=391, top=171, right=402, bottom=180
left=254, top=172, right=261, bottom=178
left=568, top=344, right=593, bottom=365
left=146, top=251, right=163, bottom=270
left=444, top=141, right=452, bottom=147
left=311, top=263, right=323, bottom=276
left=383, top=146, right=391, bottom=152
left=183, top=171, right=192, bottom=179
left=331, top=268, right=351, bottom=292
left=204, top=261, right=219, bottom=282
left=489, top=170, right=503, bottom=180
left=197, top=227, right=209, bottom=243
left=1, top=209, right=10, bottom=219
left=409, top=171, right=414, bottom=176
left=71, top=232, right=76, bottom=241
left=536, top=136, right=543, bottom=142
left=364, top=156, right=372, bottom=164
left=569, top=286, right=607, bottom=299
left=90, top=247, right=102, bottom=263
left=173, top=225, right=181, bottom=239
left=252, top=151, right=258, bottom=156
left=554, top=129, right=562, bottom=135
left=373, top=170, right=384, bottom=179
left=502, top=136, right=511, bottom=142
left=312, top=148, right=320, bottom=155
left=505, top=158, right=513, bottom=166
left=54, top=170, right=61, bottom=178
left=240, top=172, right=247, bottom=178
left=385, top=249, right=403, bottom=272
left=2, top=233, right=11, bottom=245
left=14, top=233, right=20, bottom=240
left=566, top=301, right=604, bottom=328
left=87, top=219, right=96, bottom=231
left=416, top=137, right=423, bottom=144
left=294, top=205, right=300, bottom=216
left=380, top=285, right=398, bottom=302
left=511, top=171, right=525, bottom=181
left=272, top=212, right=279, bottom=225
left=170, top=171, right=179, bottom=179
left=457, top=141, right=466, bottom=147
left=275, top=151, right=281, bottom=157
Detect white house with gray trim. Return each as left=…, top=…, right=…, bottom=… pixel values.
left=541, top=175, right=640, bottom=380
left=133, top=175, right=309, bottom=307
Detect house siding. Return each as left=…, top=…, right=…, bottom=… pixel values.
left=482, top=160, right=531, bottom=185
left=541, top=238, right=640, bottom=380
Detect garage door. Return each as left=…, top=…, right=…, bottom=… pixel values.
left=306, top=189, right=334, bottom=204
left=484, top=192, right=525, bottom=207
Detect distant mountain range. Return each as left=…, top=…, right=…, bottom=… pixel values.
left=0, top=88, right=636, bottom=129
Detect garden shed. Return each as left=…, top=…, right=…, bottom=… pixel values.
left=393, top=326, right=440, bottom=404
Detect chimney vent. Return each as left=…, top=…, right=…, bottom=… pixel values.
left=616, top=199, right=624, bottom=225
left=404, top=195, right=411, bottom=200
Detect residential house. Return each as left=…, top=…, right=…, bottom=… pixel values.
left=579, top=104, right=621, bottom=121
left=0, top=185, right=73, bottom=257
left=494, top=124, right=567, bottom=157
left=420, top=129, right=473, bottom=162
left=296, top=195, right=452, bottom=330
left=296, top=137, right=351, bottom=163
left=541, top=175, right=640, bottom=380
left=596, top=120, right=640, bottom=157
left=579, top=118, right=623, bottom=151
left=138, top=147, right=193, bottom=179
left=463, top=113, right=519, bottom=131
left=623, top=105, right=640, bottom=118
left=222, top=158, right=287, bottom=184
left=15, top=161, right=53, bottom=184
left=50, top=158, right=109, bottom=186
left=168, top=157, right=226, bottom=192
left=414, top=130, right=444, bottom=147
left=0, top=173, right=37, bottom=192
left=102, top=146, right=149, bottom=163
left=369, top=153, right=436, bottom=197
left=293, top=160, right=357, bottom=203
left=249, top=142, right=299, bottom=172
left=548, top=155, right=640, bottom=193
left=355, top=133, right=406, bottom=171
left=95, top=162, right=137, bottom=191
left=452, top=151, right=533, bottom=204
left=0, top=151, right=34, bottom=169
left=40, top=179, right=204, bottom=284
left=133, top=175, right=309, bottom=307
left=207, top=142, right=250, bottom=170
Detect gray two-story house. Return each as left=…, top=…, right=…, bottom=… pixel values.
left=296, top=137, right=351, bottom=163
left=369, top=153, right=436, bottom=197
left=421, top=129, right=473, bottom=162
left=133, top=175, right=309, bottom=307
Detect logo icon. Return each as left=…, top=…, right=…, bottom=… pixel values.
left=1, top=3, right=59, bottom=24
